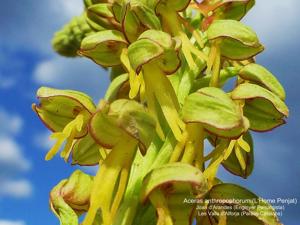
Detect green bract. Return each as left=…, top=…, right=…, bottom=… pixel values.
left=35, top=1, right=289, bottom=225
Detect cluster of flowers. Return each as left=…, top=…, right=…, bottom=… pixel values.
left=33, top=0, right=288, bottom=225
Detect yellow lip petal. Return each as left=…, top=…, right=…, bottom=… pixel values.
left=45, top=113, right=85, bottom=161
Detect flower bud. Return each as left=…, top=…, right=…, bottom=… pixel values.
left=50, top=170, right=93, bottom=224
left=71, top=134, right=103, bottom=166
left=86, top=3, right=121, bottom=31
left=52, top=15, right=93, bottom=57
left=105, top=73, right=130, bottom=102
left=207, top=20, right=264, bottom=60
left=150, top=0, right=190, bottom=13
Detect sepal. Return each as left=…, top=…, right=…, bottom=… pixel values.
left=239, top=63, right=286, bottom=100
left=80, top=30, right=128, bottom=66
left=232, top=83, right=289, bottom=131
left=207, top=20, right=264, bottom=60
left=33, top=87, right=95, bottom=135
left=183, top=87, right=249, bottom=138
left=128, top=30, right=181, bottom=74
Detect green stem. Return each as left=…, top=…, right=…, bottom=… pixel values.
left=209, top=44, right=221, bottom=87
left=194, top=125, right=205, bottom=171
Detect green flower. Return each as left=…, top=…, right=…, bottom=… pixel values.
left=141, top=163, right=207, bottom=225
left=149, top=0, right=208, bottom=74
left=50, top=170, right=93, bottom=225
left=183, top=87, right=249, bottom=138
left=34, top=1, right=289, bottom=225
left=83, top=99, right=156, bottom=225
left=127, top=30, right=184, bottom=141
left=32, top=87, right=96, bottom=161
left=232, top=83, right=289, bottom=131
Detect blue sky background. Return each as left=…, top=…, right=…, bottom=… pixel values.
left=0, top=1, right=299, bottom=225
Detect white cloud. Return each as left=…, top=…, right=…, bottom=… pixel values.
left=0, top=108, right=32, bottom=199
left=59, top=1, right=83, bottom=18
left=0, top=137, right=31, bottom=173
left=0, top=179, right=32, bottom=198
left=33, top=56, right=110, bottom=100
left=0, top=220, right=26, bottom=225
left=0, top=108, right=23, bottom=136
